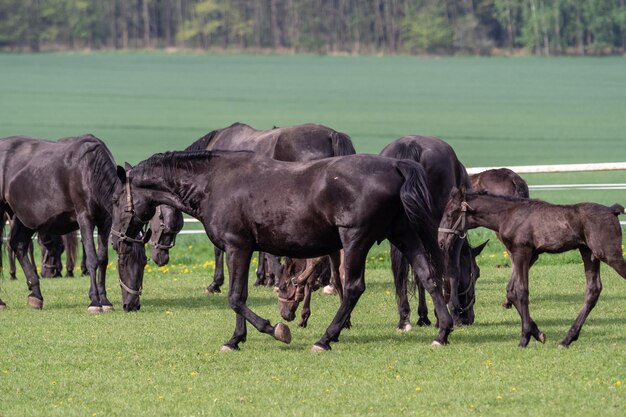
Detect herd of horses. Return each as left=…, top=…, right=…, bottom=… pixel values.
left=1, top=123, right=625, bottom=351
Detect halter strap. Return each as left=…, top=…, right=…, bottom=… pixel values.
left=149, top=206, right=177, bottom=250
left=438, top=201, right=472, bottom=238
left=118, top=276, right=142, bottom=296
left=111, top=173, right=149, bottom=245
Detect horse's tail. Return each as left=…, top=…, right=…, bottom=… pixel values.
left=330, top=130, right=356, bottom=156
left=395, top=160, right=443, bottom=280
left=609, top=203, right=626, bottom=216
left=512, top=175, right=530, bottom=198
left=185, top=129, right=219, bottom=151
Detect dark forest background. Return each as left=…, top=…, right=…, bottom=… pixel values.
left=1, top=0, right=625, bottom=55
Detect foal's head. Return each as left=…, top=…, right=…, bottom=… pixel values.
left=147, top=205, right=184, bottom=267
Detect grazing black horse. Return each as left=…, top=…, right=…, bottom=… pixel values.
left=379, top=135, right=475, bottom=328
left=0, top=135, right=144, bottom=312
left=111, top=151, right=451, bottom=351
left=439, top=188, right=626, bottom=347
left=148, top=122, right=355, bottom=292
left=471, top=168, right=529, bottom=198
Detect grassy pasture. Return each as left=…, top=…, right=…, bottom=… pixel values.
left=0, top=53, right=625, bottom=415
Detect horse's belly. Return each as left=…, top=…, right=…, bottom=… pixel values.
left=256, top=228, right=342, bottom=258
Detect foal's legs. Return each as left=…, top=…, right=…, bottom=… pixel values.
left=507, top=249, right=545, bottom=347
left=9, top=220, right=42, bottom=308
left=560, top=246, right=602, bottom=347
left=222, top=247, right=291, bottom=351
left=206, top=245, right=225, bottom=294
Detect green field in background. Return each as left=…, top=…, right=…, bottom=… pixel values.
left=0, top=52, right=625, bottom=416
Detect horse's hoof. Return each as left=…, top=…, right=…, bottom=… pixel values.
left=538, top=332, right=546, bottom=344
left=273, top=286, right=279, bottom=293
left=220, top=345, right=236, bottom=353
left=87, top=306, right=103, bottom=314
left=397, top=323, right=413, bottom=332
left=274, top=323, right=292, bottom=344
left=204, top=286, right=221, bottom=295
left=311, top=344, right=329, bottom=352
left=27, top=296, right=43, bottom=309
left=0, top=303, right=6, bottom=310
left=101, top=305, right=114, bottom=312
left=417, top=318, right=431, bottom=327
left=431, top=340, right=443, bottom=348
left=321, top=285, right=337, bottom=296
left=558, top=343, right=568, bottom=349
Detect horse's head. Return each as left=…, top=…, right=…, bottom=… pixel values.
left=147, top=205, right=184, bottom=267
left=112, top=163, right=153, bottom=311
left=438, top=186, right=478, bottom=324
left=276, top=258, right=306, bottom=322
left=449, top=240, right=488, bottom=325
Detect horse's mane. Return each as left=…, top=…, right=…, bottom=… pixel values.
left=142, top=150, right=253, bottom=177
left=81, top=135, right=119, bottom=212
left=468, top=190, right=540, bottom=205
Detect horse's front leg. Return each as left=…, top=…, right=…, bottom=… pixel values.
left=9, top=222, right=42, bottom=308
left=77, top=214, right=103, bottom=313
left=328, top=251, right=351, bottom=329
left=95, top=222, right=113, bottom=310
left=298, top=284, right=312, bottom=328
left=508, top=252, right=545, bottom=347
left=222, top=247, right=291, bottom=352
left=254, top=252, right=266, bottom=286
left=205, top=245, right=225, bottom=294
left=560, top=247, right=602, bottom=347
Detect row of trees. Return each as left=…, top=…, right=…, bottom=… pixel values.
left=1, top=0, right=625, bottom=55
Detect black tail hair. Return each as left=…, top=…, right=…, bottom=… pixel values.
left=395, top=160, right=443, bottom=281
left=330, top=130, right=356, bottom=156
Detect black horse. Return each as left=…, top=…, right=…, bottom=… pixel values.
left=148, top=122, right=355, bottom=292
left=471, top=168, right=529, bottom=198
left=439, top=188, right=626, bottom=347
left=111, top=151, right=451, bottom=351
left=0, top=135, right=144, bottom=312
left=379, top=135, right=475, bottom=328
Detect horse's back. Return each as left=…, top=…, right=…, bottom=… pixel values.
left=380, top=135, right=470, bottom=217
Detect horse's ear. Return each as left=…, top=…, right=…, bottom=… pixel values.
left=459, top=184, right=467, bottom=196
left=116, top=165, right=127, bottom=182
left=471, top=240, right=489, bottom=257
left=124, top=162, right=134, bottom=171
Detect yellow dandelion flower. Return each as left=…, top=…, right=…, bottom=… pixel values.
left=158, top=395, right=165, bottom=401
left=51, top=380, right=57, bottom=385
left=190, top=371, right=198, bottom=377
left=395, top=374, right=401, bottom=380
left=615, top=380, right=622, bottom=388
left=496, top=395, right=503, bottom=401
left=469, top=403, right=475, bottom=409
left=165, top=310, right=172, bottom=315
left=415, top=386, right=421, bottom=392
left=183, top=268, right=190, bottom=273
left=484, top=359, right=493, bottom=366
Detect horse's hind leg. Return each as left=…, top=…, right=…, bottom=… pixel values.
left=391, top=244, right=412, bottom=331
left=206, top=245, right=225, bottom=294
left=560, top=246, right=603, bottom=347
left=328, top=251, right=351, bottom=329
left=9, top=221, right=42, bottom=309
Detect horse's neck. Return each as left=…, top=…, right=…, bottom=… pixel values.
left=467, top=195, right=515, bottom=231
left=136, top=163, right=209, bottom=218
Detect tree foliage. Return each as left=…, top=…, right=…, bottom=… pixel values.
left=0, top=0, right=624, bottom=55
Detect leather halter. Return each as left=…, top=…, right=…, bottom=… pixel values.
left=278, top=276, right=305, bottom=304
left=149, top=206, right=177, bottom=250
left=438, top=201, right=472, bottom=239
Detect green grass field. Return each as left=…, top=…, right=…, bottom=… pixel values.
left=0, top=53, right=625, bottom=416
